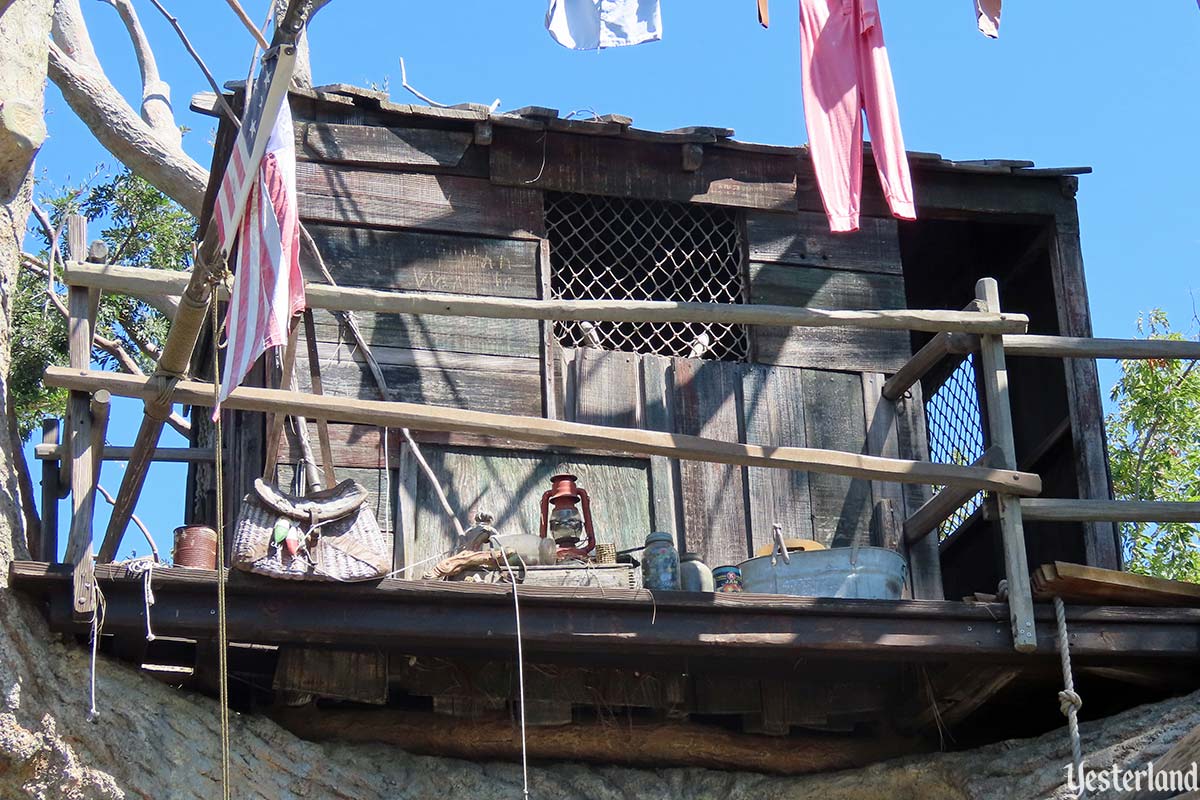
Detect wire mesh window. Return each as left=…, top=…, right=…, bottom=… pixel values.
left=924, top=354, right=987, bottom=539
left=545, top=192, right=749, bottom=362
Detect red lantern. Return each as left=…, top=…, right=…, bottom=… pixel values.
left=538, top=473, right=596, bottom=560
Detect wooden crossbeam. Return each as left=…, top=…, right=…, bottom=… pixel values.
left=902, top=333, right=1200, bottom=361
left=34, top=444, right=216, bottom=463
left=903, top=446, right=1000, bottom=544
left=1001, top=499, right=1200, bottom=523
left=45, top=366, right=1045, bottom=497
left=62, top=262, right=1031, bottom=336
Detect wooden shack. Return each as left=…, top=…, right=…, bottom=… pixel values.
left=21, top=82, right=1200, bottom=775
left=184, top=84, right=1116, bottom=605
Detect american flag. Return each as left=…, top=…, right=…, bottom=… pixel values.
left=213, top=97, right=306, bottom=415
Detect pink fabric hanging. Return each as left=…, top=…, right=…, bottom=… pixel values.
left=976, top=0, right=1001, bottom=38
left=798, top=0, right=915, bottom=233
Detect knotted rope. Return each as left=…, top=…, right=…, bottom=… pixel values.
left=1054, top=596, right=1085, bottom=798
left=209, top=281, right=232, bottom=800
left=124, top=556, right=158, bottom=642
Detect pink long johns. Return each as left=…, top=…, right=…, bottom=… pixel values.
left=798, top=0, right=915, bottom=233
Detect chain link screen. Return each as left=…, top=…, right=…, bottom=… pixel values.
left=545, top=192, right=749, bottom=362
left=924, top=353, right=987, bottom=539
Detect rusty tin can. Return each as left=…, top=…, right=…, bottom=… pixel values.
left=173, top=525, right=218, bottom=569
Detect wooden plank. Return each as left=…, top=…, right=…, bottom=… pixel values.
left=489, top=128, right=797, bottom=211
left=63, top=262, right=1032, bottom=336
left=308, top=309, right=541, bottom=360
left=274, top=647, right=388, bottom=704
left=296, top=122, right=471, bottom=168
left=750, top=264, right=911, bottom=372
left=571, top=349, right=640, bottom=429
left=45, top=367, right=1046, bottom=496
left=1047, top=207, right=1120, bottom=570
left=296, top=161, right=544, bottom=239
left=38, top=420, right=61, bottom=561
left=673, top=359, right=748, bottom=565
left=869, top=498, right=900, bottom=551
left=909, top=666, right=1019, bottom=730
left=411, top=446, right=651, bottom=567
left=394, top=442, right=418, bottom=573
left=861, top=373, right=908, bottom=540
left=640, top=355, right=680, bottom=538
left=882, top=314, right=977, bottom=402
left=976, top=277, right=1036, bottom=653
left=536, top=240, right=557, bottom=420
left=746, top=211, right=901, bottom=274
left=1018, top=499, right=1200, bottom=524
left=802, top=370, right=871, bottom=547
left=34, top=445, right=214, bottom=463
left=893, top=382, right=943, bottom=600
left=66, top=271, right=97, bottom=613
left=1033, top=562, right=1200, bottom=607
left=742, top=365, right=813, bottom=552
left=302, top=223, right=539, bottom=298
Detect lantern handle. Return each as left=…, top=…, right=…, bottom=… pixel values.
left=538, top=489, right=552, bottom=540
left=577, top=488, right=597, bottom=555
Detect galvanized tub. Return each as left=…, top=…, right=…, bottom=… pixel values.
left=739, top=546, right=907, bottom=599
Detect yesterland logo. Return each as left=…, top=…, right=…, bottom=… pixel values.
left=1065, top=760, right=1199, bottom=796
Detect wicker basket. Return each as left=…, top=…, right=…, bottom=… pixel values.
left=231, top=478, right=389, bottom=582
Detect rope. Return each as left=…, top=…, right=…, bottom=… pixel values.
left=1054, top=596, right=1085, bottom=798
left=210, top=291, right=232, bottom=800
left=490, top=536, right=530, bottom=800
left=86, top=583, right=106, bottom=722
left=124, top=556, right=157, bottom=642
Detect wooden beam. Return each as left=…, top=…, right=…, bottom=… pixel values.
left=1019, top=499, right=1200, bottom=523
left=269, top=705, right=917, bottom=776
left=908, top=666, right=1020, bottom=731
left=881, top=303, right=981, bottom=401
left=33, top=444, right=215, bottom=463
left=62, top=262, right=1032, bottom=336
left=14, top=561, right=1200, bottom=665
left=1004, top=334, right=1200, bottom=360
left=89, top=390, right=110, bottom=476
left=45, top=366, right=1045, bottom=497
left=975, top=278, right=1037, bottom=653
left=903, top=446, right=999, bottom=545
left=66, top=278, right=98, bottom=615
left=38, top=419, right=61, bottom=561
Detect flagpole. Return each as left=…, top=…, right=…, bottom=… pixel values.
left=96, top=0, right=320, bottom=563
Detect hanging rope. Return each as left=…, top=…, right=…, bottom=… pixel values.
left=124, top=556, right=158, bottom=642
left=1054, top=596, right=1085, bottom=798
left=85, top=583, right=106, bottom=722
left=209, top=289, right=232, bottom=800
left=490, top=536, right=530, bottom=800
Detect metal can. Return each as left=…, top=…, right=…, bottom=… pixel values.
left=173, top=525, right=219, bottom=569
left=679, top=552, right=714, bottom=592
left=641, top=532, right=680, bottom=591
left=712, top=565, right=744, bottom=593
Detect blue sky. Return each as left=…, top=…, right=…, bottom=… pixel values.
left=28, top=2, right=1200, bottom=559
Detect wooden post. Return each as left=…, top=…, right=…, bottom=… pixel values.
left=39, top=419, right=61, bottom=561
left=975, top=278, right=1036, bottom=653
left=1048, top=201, right=1121, bottom=569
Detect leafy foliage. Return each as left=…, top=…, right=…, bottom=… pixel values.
left=11, top=169, right=195, bottom=439
left=1106, top=310, right=1200, bottom=582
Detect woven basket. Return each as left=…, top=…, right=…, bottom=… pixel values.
left=231, top=478, right=389, bottom=582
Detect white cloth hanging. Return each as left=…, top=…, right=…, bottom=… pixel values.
left=545, top=0, right=663, bottom=50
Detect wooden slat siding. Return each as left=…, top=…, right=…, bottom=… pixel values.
left=302, top=224, right=540, bottom=298
left=309, top=308, right=541, bottom=360
left=296, top=122, right=472, bottom=169
left=295, top=351, right=543, bottom=417
left=672, top=359, right=749, bottom=565
left=307, top=339, right=541, bottom=375
left=275, top=464, right=396, bottom=536
left=742, top=365, right=813, bottom=552
left=489, top=128, right=797, bottom=211
left=802, top=370, right=872, bottom=548
left=1048, top=206, right=1121, bottom=570
left=296, top=162, right=544, bottom=239
left=746, top=211, right=902, bottom=275
left=571, top=349, right=640, bottom=429
left=411, top=446, right=651, bottom=567
left=640, top=355, right=680, bottom=539
left=750, top=264, right=911, bottom=373
left=893, top=382, right=943, bottom=599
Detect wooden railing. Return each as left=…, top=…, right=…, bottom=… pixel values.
left=43, top=240, right=1200, bottom=652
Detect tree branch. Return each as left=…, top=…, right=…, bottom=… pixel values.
left=47, top=31, right=207, bottom=215
left=97, top=0, right=181, bottom=147
left=146, top=0, right=241, bottom=129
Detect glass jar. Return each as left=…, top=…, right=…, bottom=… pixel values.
left=641, top=532, right=680, bottom=591
left=712, top=565, right=744, bottom=593
left=679, top=552, right=714, bottom=592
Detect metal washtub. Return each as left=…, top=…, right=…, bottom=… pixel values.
left=739, top=546, right=908, bottom=600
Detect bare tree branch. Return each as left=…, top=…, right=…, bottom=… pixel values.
left=47, top=5, right=207, bottom=215
left=97, top=0, right=181, bottom=147
left=146, top=0, right=241, bottom=129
